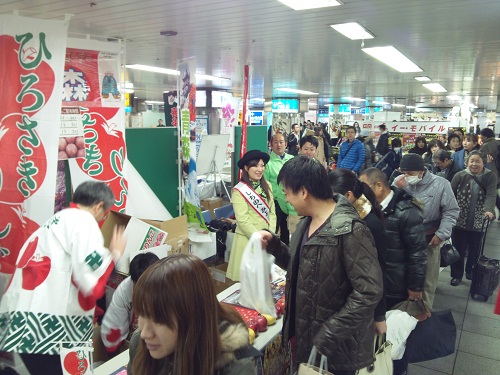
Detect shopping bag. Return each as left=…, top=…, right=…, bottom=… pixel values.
left=239, top=232, right=277, bottom=317
left=391, top=299, right=431, bottom=322
left=385, top=309, right=418, bottom=360
left=404, top=309, right=456, bottom=363
left=440, top=240, right=460, bottom=267
left=357, top=334, right=393, bottom=375
left=298, top=347, right=333, bottom=375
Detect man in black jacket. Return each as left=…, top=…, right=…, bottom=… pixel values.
left=432, top=149, right=462, bottom=182
left=287, top=123, right=300, bottom=156
left=360, top=167, right=427, bottom=375
left=375, top=124, right=390, bottom=157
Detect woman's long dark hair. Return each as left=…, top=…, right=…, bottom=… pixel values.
left=328, top=168, right=384, bottom=221
left=240, top=158, right=272, bottom=202
left=132, top=254, right=244, bottom=375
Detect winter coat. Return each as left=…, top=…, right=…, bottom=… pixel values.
left=287, top=133, right=299, bottom=156
left=396, top=169, right=459, bottom=241
left=382, top=188, right=427, bottom=301
left=376, top=132, right=390, bottom=156
left=437, top=160, right=462, bottom=183
left=127, top=322, right=257, bottom=375
left=376, top=149, right=402, bottom=179
left=337, top=139, right=366, bottom=173
left=267, top=195, right=383, bottom=372
left=450, top=169, right=497, bottom=231
left=264, top=151, right=296, bottom=215
left=480, top=137, right=499, bottom=181
left=452, top=148, right=466, bottom=169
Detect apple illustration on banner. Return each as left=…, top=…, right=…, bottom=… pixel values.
left=21, top=254, right=51, bottom=290
left=63, top=350, right=89, bottom=375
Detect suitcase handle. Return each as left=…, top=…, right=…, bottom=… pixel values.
left=479, top=217, right=491, bottom=257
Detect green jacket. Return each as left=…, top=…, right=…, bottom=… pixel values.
left=264, top=151, right=296, bottom=215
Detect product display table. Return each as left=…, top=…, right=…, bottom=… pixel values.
left=94, top=283, right=283, bottom=374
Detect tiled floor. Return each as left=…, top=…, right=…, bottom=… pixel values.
left=409, top=220, right=500, bottom=375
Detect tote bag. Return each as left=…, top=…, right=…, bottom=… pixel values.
left=239, top=232, right=277, bottom=317
left=298, top=347, right=333, bottom=375
left=357, top=334, right=393, bottom=375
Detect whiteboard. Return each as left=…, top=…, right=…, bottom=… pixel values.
left=196, top=134, right=230, bottom=176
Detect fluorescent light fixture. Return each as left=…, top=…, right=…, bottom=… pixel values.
left=122, top=89, right=135, bottom=94
left=330, top=22, right=374, bottom=40
left=277, top=0, right=342, bottom=11
left=422, top=83, right=447, bottom=92
left=406, top=105, right=416, bottom=109
left=362, top=46, right=422, bottom=73
left=126, top=64, right=179, bottom=75
left=341, top=97, right=366, bottom=102
left=392, top=104, right=406, bottom=107
left=372, top=100, right=390, bottom=105
left=414, top=76, right=431, bottom=82
left=250, top=98, right=265, bottom=101
left=469, top=104, right=478, bottom=109
left=446, top=95, right=462, bottom=101
left=145, top=100, right=164, bottom=104
left=275, top=88, right=318, bottom=95
left=126, top=64, right=230, bottom=81
left=351, top=106, right=360, bottom=109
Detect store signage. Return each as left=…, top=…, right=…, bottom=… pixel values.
left=271, top=99, right=299, bottom=113
left=338, top=104, right=351, bottom=114
left=351, top=108, right=366, bottom=114
left=250, top=111, right=263, bottom=125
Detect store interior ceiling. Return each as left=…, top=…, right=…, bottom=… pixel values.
left=3, top=0, right=500, bottom=114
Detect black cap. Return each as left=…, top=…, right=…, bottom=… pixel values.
left=237, top=150, right=270, bottom=169
left=399, top=153, right=425, bottom=171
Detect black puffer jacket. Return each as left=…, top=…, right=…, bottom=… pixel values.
left=267, top=195, right=383, bottom=372
left=382, top=187, right=427, bottom=300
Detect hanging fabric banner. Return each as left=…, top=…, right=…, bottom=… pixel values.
left=62, top=44, right=128, bottom=214
left=220, top=95, right=240, bottom=167
left=59, top=341, right=93, bottom=375
left=163, top=90, right=178, bottom=127
left=0, top=15, right=67, bottom=274
left=178, top=58, right=203, bottom=226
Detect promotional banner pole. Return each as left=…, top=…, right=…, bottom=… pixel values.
left=239, top=64, right=250, bottom=179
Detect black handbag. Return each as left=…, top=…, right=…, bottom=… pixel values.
left=440, top=240, right=460, bottom=267
left=404, top=309, right=457, bottom=363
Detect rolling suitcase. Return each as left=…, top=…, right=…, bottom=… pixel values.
left=470, top=218, right=500, bottom=302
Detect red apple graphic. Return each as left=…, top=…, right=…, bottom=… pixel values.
left=63, top=350, right=89, bottom=375
left=17, top=236, right=39, bottom=269
left=246, top=319, right=259, bottom=336
left=106, top=328, right=122, bottom=343
left=256, top=315, right=268, bottom=332
left=22, top=254, right=51, bottom=290
left=77, top=289, right=96, bottom=312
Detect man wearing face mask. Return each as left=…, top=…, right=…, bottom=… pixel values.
left=393, top=154, right=459, bottom=309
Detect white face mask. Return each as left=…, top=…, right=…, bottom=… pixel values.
left=393, top=147, right=401, bottom=153
left=405, top=175, right=422, bottom=185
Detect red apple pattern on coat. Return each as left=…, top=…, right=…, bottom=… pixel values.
left=21, top=254, right=51, bottom=291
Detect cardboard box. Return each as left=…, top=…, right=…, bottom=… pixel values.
left=101, top=212, right=189, bottom=275
left=200, top=197, right=224, bottom=218
left=209, top=262, right=236, bottom=295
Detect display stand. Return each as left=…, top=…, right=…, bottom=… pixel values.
left=197, top=134, right=231, bottom=200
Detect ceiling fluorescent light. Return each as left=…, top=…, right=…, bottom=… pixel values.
left=406, top=105, right=416, bottom=109
left=422, top=83, right=447, bottom=92
left=446, top=95, right=462, bottom=101
left=372, top=100, right=390, bottom=105
left=362, top=46, right=422, bottom=73
left=341, top=97, right=366, bottom=102
left=275, top=88, right=318, bottom=95
left=414, top=76, right=431, bottom=82
left=277, top=0, right=342, bottom=11
left=392, top=104, right=406, bottom=107
left=126, top=64, right=230, bottom=81
left=126, top=64, right=180, bottom=76
left=330, top=22, right=374, bottom=40
left=145, top=100, right=164, bottom=104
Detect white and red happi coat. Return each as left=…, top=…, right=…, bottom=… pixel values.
left=0, top=208, right=115, bottom=355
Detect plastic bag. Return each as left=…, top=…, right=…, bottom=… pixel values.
left=239, top=232, right=277, bottom=318
left=386, top=309, right=418, bottom=360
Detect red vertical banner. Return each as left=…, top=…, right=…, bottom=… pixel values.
left=240, top=65, right=250, bottom=160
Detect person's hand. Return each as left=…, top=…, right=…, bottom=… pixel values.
left=408, top=289, right=423, bottom=301
left=258, top=230, right=273, bottom=250
left=485, top=212, right=495, bottom=221
left=109, top=225, right=127, bottom=259
left=374, top=321, right=387, bottom=335
left=428, top=235, right=443, bottom=246
left=394, top=174, right=407, bottom=188
left=487, top=154, right=494, bottom=163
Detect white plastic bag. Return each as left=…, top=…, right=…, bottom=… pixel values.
left=239, top=232, right=277, bottom=318
left=386, top=309, right=418, bottom=360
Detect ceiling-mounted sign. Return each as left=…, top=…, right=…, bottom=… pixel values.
left=271, top=99, right=299, bottom=113
left=338, top=104, right=351, bottom=114
left=351, top=108, right=367, bottom=114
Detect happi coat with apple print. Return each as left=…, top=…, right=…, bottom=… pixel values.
left=0, top=208, right=115, bottom=355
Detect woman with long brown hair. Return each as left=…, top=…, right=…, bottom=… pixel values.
left=129, top=254, right=257, bottom=375
left=226, top=150, right=276, bottom=281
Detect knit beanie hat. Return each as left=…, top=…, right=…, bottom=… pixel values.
left=399, top=153, right=425, bottom=171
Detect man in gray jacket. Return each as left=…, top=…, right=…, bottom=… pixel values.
left=394, top=154, right=460, bottom=309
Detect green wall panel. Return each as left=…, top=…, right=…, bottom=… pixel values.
left=126, top=128, right=180, bottom=216
left=233, top=125, right=269, bottom=180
